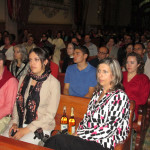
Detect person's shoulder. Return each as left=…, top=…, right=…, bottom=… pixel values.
left=138, top=74, right=150, bottom=81
left=123, top=71, right=127, bottom=76
left=115, top=89, right=128, bottom=98
left=50, top=61, right=59, bottom=68
left=66, top=63, right=76, bottom=70
left=88, top=63, right=96, bottom=71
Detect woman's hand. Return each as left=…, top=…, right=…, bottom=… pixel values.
left=12, top=127, right=30, bottom=140
left=9, top=123, right=18, bottom=137
left=72, top=132, right=77, bottom=136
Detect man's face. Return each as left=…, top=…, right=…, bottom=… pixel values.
left=134, top=44, right=144, bottom=57
left=124, top=35, right=132, bottom=44
left=84, top=35, right=91, bottom=43
left=73, top=49, right=87, bottom=64
left=98, top=47, right=109, bottom=60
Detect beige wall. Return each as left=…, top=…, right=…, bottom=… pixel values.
left=86, top=0, right=100, bottom=25
left=0, top=0, right=5, bottom=22
left=0, top=0, right=132, bottom=29
left=28, top=5, right=73, bottom=24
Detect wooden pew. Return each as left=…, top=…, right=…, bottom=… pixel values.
left=54, top=95, right=135, bottom=150
left=57, top=73, right=65, bottom=94
left=0, top=136, right=52, bottom=150
left=54, top=94, right=90, bottom=130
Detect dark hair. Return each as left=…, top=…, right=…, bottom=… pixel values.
left=75, top=45, right=89, bottom=61
left=29, top=47, right=50, bottom=71
left=107, top=36, right=117, bottom=44
left=134, top=42, right=145, bottom=49
left=95, top=58, right=123, bottom=93
left=0, top=52, right=6, bottom=65
left=4, top=35, right=13, bottom=45
left=42, top=46, right=54, bottom=57
left=125, top=52, right=144, bottom=74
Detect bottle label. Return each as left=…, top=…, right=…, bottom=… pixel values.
left=71, top=126, right=75, bottom=134
left=61, top=124, right=68, bottom=131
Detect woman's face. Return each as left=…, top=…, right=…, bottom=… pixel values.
left=126, top=56, right=139, bottom=74
left=67, top=44, right=74, bottom=56
left=14, top=47, right=22, bottom=60
left=126, top=44, right=133, bottom=55
left=107, top=38, right=115, bottom=47
left=97, top=63, right=114, bottom=90
left=4, top=37, right=10, bottom=45
left=29, top=52, right=45, bottom=76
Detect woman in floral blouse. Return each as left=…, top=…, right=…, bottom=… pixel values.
left=45, top=58, right=130, bottom=150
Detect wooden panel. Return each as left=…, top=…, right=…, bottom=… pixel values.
left=0, top=136, right=53, bottom=150
left=54, top=95, right=90, bottom=130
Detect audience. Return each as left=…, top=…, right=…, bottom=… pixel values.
left=62, top=43, right=76, bottom=73
left=2, top=47, right=60, bottom=145
left=52, top=31, right=66, bottom=65
left=63, top=46, right=97, bottom=98
left=43, top=46, right=59, bottom=78
left=89, top=46, right=109, bottom=68
left=45, top=57, right=130, bottom=150
left=84, top=34, right=97, bottom=56
left=0, top=53, right=18, bottom=134
left=106, top=37, right=118, bottom=59
left=9, top=44, right=29, bottom=80
left=122, top=52, right=150, bottom=121
left=133, top=42, right=146, bottom=62
left=38, top=33, right=54, bottom=49
left=144, top=42, right=150, bottom=79
left=0, top=35, right=14, bottom=61
left=22, top=34, right=36, bottom=54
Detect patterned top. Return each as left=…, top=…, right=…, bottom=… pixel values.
left=77, top=89, right=130, bottom=150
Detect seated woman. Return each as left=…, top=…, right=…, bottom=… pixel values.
left=0, top=35, right=14, bottom=61
left=123, top=52, right=150, bottom=121
left=0, top=53, right=18, bottom=134
left=45, top=58, right=130, bottom=150
left=9, top=44, right=29, bottom=80
left=106, top=37, right=118, bottom=59
left=61, top=43, right=76, bottom=73
left=2, top=47, right=60, bottom=145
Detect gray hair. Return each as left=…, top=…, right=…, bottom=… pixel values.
left=96, top=57, right=123, bottom=92
left=14, top=44, right=28, bottom=61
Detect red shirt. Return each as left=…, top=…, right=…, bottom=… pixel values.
left=123, top=71, right=150, bottom=120
left=50, top=61, right=59, bottom=79
left=0, top=68, right=18, bottom=119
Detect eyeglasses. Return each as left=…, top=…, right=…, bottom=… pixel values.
left=98, top=51, right=108, bottom=55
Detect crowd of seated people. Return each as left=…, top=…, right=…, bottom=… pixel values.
left=0, top=27, right=149, bottom=149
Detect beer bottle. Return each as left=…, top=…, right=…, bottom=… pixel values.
left=60, top=106, right=68, bottom=131
left=68, top=107, right=75, bottom=134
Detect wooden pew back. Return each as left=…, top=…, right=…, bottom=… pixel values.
left=54, top=94, right=90, bottom=130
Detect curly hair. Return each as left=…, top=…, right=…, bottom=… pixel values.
left=125, top=52, right=144, bottom=74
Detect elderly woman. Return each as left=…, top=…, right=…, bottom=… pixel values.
left=2, top=47, right=60, bottom=145
left=9, top=44, right=29, bottom=80
left=123, top=52, right=150, bottom=121
left=45, top=58, right=130, bottom=150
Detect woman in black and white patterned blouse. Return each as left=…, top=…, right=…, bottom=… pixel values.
left=45, top=57, right=130, bottom=150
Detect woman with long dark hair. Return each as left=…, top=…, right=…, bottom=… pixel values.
left=3, top=47, right=60, bottom=145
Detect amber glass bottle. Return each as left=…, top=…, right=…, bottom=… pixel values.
left=60, top=106, right=68, bottom=131
left=68, top=107, right=76, bottom=134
